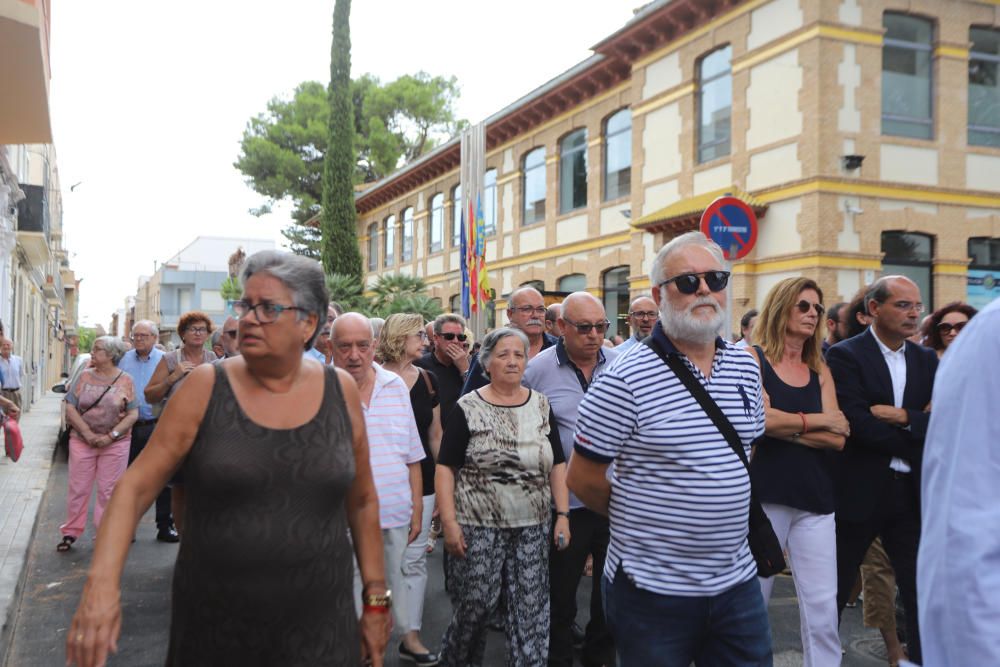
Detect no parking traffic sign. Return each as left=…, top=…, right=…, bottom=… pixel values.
left=699, top=196, right=758, bottom=260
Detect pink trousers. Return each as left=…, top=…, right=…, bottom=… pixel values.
left=60, top=434, right=130, bottom=539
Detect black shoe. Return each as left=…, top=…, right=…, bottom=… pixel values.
left=571, top=622, right=585, bottom=649
left=399, top=642, right=439, bottom=666
left=156, top=526, right=180, bottom=543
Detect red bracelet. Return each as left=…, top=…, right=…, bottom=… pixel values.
left=798, top=412, right=808, bottom=434
left=363, top=604, right=390, bottom=614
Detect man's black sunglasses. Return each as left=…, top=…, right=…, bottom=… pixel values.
left=658, top=270, right=731, bottom=295
left=562, top=317, right=611, bottom=335
left=440, top=332, right=468, bottom=342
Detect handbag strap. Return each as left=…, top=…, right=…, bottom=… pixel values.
left=418, top=367, right=436, bottom=398
left=79, top=370, right=124, bottom=417
left=642, top=336, right=751, bottom=473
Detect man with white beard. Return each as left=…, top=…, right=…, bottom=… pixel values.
left=568, top=231, right=770, bottom=666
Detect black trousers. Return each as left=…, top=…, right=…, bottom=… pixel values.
left=548, top=507, right=614, bottom=667
left=128, top=421, right=173, bottom=529
left=836, top=473, right=921, bottom=663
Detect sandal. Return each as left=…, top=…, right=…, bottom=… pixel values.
left=56, top=536, right=75, bottom=552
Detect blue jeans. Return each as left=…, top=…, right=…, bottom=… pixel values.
left=602, top=565, right=773, bottom=667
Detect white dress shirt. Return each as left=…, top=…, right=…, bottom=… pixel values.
left=918, top=297, right=1000, bottom=666
left=869, top=327, right=911, bottom=473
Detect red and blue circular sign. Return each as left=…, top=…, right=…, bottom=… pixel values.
left=699, top=196, right=759, bottom=261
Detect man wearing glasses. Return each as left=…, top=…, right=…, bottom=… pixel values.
left=569, top=232, right=769, bottom=666
left=462, top=287, right=557, bottom=394
left=415, top=313, right=469, bottom=426
left=218, top=316, right=240, bottom=359
left=523, top=292, right=618, bottom=667
left=118, top=320, right=178, bottom=543
left=615, top=296, right=659, bottom=353
left=827, top=276, right=938, bottom=664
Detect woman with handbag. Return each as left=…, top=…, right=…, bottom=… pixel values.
left=746, top=277, right=850, bottom=667
left=58, top=336, right=138, bottom=552
left=378, top=313, right=442, bottom=666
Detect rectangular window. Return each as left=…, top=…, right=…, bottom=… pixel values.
left=882, top=13, right=934, bottom=139
left=451, top=185, right=462, bottom=247
left=604, top=109, right=632, bottom=201
left=483, top=170, right=497, bottom=235
left=523, top=148, right=546, bottom=225
left=969, top=237, right=1000, bottom=269
left=401, top=207, right=413, bottom=262
left=429, top=195, right=444, bottom=253
left=970, top=28, right=1000, bottom=147
left=384, top=215, right=395, bottom=268
left=698, top=46, right=732, bottom=163
left=177, top=287, right=192, bottom=314
left=559, top=129, right=588, bottom=214
left=367, top=223, right=378, bottom=271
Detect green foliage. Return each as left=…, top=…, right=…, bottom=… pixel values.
left=220, top=276, right=242, bottom=301
left=235, top=71, right=464, bottom=259
left=76, top=327, right=97, bottom=354
left=374, top=293, right=443, bottom=322
left=325, top=272, right=367, bottom=313
left=369, top=273, right=428, bottom=314
left=322, top=0, right=363, bottom=279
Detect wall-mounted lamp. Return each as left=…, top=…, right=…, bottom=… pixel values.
left=842, top=155, right=865, bottom=171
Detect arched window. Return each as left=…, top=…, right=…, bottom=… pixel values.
left=559, top=129, right=588, bottom=214
left=367, top=222, right=378, bottom=272
left=383, top=215, right=396, bottom=268
left=969, top=27, right=1000, bottom=147
left=882, top=13, right=934, bottom=139
left=602, top=266, right=630, bottom=339
left=401, top=207, right=414, bottom=262
left=882, top=231, right=934, bottom=310
left=450, top=294, right=461, bottom=314
left=697, top=45, right=732, bottom=163
left=558, top=274, right=587, bottom=293
left=429, top=194, right=444, bottom=253
left=604, top=109, right=631, bottom=201
left=451, top=184, right=462, bottom=247
left=522, top=148, right=546, bottom=225
left=483, top=169, right=497, bottom=235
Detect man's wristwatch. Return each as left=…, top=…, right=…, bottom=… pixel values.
left=110, top=430, right=121, bottom=441
left=362, top=589, right=392, bottom=613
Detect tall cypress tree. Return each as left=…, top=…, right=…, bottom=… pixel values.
left=320, top=0, right=362, bottom=279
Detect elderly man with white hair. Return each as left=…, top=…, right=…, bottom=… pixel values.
left=332, top=312, right=428, bottom=663
left=569, top=231, right=769, bottom=666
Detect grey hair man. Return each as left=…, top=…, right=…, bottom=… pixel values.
left=219, top=316, right=239, bottom=358
left=332, top=312, right=425, bottom=633
left=523, top=291, right=619, bottom=666
left=570, top=231, right=770, bottom=666
left=545, top=303, right=562, bottom=335
left=616, top=296, right=659, bottom=353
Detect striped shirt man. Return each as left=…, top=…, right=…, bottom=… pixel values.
left=574, top=322, right=765, bottom=596
left=364, top=363, right=425, bottom=529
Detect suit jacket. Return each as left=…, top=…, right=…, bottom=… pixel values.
left=826, top=330, right=937, bottom=522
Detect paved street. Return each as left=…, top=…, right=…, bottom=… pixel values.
left=2, top=407, right=893, bottom=667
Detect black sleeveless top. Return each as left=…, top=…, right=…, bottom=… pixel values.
left=167, top=364, right=359, bottom=666
left=749, top=349, right=835, bottom=515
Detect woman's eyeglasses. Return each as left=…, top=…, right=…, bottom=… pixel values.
left=232, top=300, right=305, bottom=324
left=563, top=317, right=611, bottom=335
left=936, top=321, right=967, bottom=335
left=440, top=332, right=468, bottom=342
left=658, top=271, right=731, bottom=295
left=795, top=300, right=826, bottom=317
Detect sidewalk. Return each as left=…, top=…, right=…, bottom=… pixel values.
left=0, top=393, right=62, bottom=664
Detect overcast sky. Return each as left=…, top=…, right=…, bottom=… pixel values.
left=49, top=1, right=637, bottom=328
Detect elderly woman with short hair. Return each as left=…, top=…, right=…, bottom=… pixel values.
left=436, top=327, right=570, bottom=666
left=67, top=251, right=390, bottom=667
left=58, top=336, right=138, bottom=553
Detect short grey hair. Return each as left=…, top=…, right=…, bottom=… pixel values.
left=433, top=313, right=467, bottom=335
left=97, top=336, right=128, bottom=365
left=210, top=329, right=223, bottom=347
left=240, top=250, right=328, bottom=349
left=865, top=275, right=915, bottom=315
left=477, top=327, right=529, bottom=379
left=133, top=319, right=158, bottom=336
left=649, top=231, right=726, bottom=287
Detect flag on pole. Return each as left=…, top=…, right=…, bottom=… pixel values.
left=467, top=198, right=479, bottom=312
left=474, top=193, right=491, bottom=306
left=459, top=200, right=470, bottom=319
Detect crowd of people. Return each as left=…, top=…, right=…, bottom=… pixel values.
left=58, top=240, right=989, bottom=667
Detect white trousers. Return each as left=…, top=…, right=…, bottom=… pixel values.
left=402, top=493, right=435, bottom=632
left=354, top=524, right=410, bottom=632
left=758, top=503, right=841, bottom=667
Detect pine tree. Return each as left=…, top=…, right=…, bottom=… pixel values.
left=320, top=0, right=362, bottom=279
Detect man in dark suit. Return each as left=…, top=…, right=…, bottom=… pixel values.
left=826, top=275, right=937, bottom=664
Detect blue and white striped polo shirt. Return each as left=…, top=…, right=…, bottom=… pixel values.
left=574, top=323, right=765, bottom=597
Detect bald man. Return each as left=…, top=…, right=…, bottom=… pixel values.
left=616, top=296, right=659, bottom=353
left=461, top=286, right=558, bottom=394
left=523, top=292, right=618, bottom=667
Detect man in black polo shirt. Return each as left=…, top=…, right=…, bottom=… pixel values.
left=415, top=313, right=469, bottom=423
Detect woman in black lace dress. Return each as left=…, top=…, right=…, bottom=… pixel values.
left=67, top=251, right=391, bottom=667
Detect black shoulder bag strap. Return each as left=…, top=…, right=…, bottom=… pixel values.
left=641, top=336, right=786, bottom=576
left=79, top=371, right=124, bottom=416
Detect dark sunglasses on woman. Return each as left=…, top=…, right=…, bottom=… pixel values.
left=936, top=321, right=966, bottom=335
left=795, top=300, right=826, bottom=317
left=658, top=270, right=731, bottom=295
